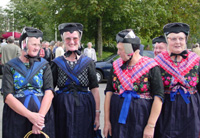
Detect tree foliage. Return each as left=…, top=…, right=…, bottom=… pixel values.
left=0, top=7, right=8, bottom=34
left=1, top=0, right=200, bottom=53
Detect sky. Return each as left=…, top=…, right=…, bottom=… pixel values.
left=0, top=0, right=10, bottom=9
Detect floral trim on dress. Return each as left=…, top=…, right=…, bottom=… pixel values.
left=112, top=68, right=150, bottom=94
left=155, top=51, right=200, bottom=88
left=10, top=64, right=45, bottom=98
left=113, top=57, right=157, bottom=95
left=161, top=64, right=199, bottom=94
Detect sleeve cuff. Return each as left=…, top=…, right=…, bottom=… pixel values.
left=154, top=95, right=164, bottom=103
left=44, top=88, right=56, bottom=95
left=104, top=90, right=114, bottom=95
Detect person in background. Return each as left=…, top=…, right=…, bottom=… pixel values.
left=38, top=41, right=45, bottom=58
left=55, top=41, right=64, bottom=58
left=14, top=41, right=20, bottom=47
left=38, top=42, right=44, bottom=58
left=103, top=29, right=164, bottom=138
left=52, top=41, right=59, bottom=59
left=2, top=27, right=55, bottom=138
left=154, top=23, right=200, bottom=138
left=49, top=41, right=55, bottom=53
left=1, top=36, right=21, bottom=65
left=192, top=43, right=200, bottom=56
left=84, top=42, right=97, bottom=62
left=43, top=41, right=52, bottom=62
left=39, top=47, right=45, bottom=58
left=51, top=23, right=100, bottom=138
left=0, top=41, right=2, bottom=76
left=152, top=35, right=167, bottom=56
left=1, top=39, right=7, bottom=46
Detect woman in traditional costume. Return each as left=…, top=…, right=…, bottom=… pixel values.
left=154, top=23, right=200, bottom=138
left=51, top=23, right=100, bottom=138
left=2, top=27, right=55, bottom=138
left=103, top=29, right=164, bottom=138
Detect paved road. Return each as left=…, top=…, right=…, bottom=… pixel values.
left=98, top=82, right=106, bottom=136
left=0, top=79, right=106, bottom=137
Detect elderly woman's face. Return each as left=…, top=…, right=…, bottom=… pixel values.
left=63, top=31, right=80, bottom=51
left=167, top=32, right=187, bottom=54
left=87, top=43, right=92, bottom=48
left=117, top=43, right=130, bottom=61
left=27, top=37, right=41, bottom=57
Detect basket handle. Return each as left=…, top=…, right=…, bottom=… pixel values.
left=24, top=131, right=49, bottom=138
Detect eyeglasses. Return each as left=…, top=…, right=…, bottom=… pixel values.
left=167, top=37, right=186, bottom=42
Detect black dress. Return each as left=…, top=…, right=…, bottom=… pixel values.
left=154, top=51, right=200, bottom=138
left=105, top=57, right=164, bottom=138
left=51, top=55, right=99, bottom=138
left=2, top=58, right=55, bottom=138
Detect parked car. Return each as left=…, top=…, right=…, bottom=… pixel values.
left=95, top=50, right=154, bottom=82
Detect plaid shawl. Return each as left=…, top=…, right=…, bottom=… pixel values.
left=113, top=56, right=158, bottom=94
left=155, top=50, right=200, bottom=88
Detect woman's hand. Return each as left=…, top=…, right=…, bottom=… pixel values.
left=94, top=112, right=100, bottom=131
left=104, top=92, right=113, bottom=138
left=143, top=96, right=162, bottom=138
left=143, top=124, right=155, bottom=138
left=91, top=87, right=100, bottom=131
left=32, top=124, right=42, bottom=134
left=27, top=112, right=45, bottom=128
left=103, top=121, right=112, bottom=138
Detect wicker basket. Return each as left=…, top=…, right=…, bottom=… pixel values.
left=24, top=131, right=49, bottom=138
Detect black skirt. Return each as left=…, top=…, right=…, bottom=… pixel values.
left=53, top=91, right=96, bottom=138
left=154, top=93, right=200, bottom=138
left=3, top=96, right=55, bottom=138
left=110, top=94, right=153, bottom=138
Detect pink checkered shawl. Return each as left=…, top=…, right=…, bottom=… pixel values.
left=113, top=56, right=158, bottom=94
left=154, top=51, right=200, bottom=88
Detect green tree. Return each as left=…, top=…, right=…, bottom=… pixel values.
left=0, top=7, right=8, bottom=35
left=4, top=0, right=200, bottom=54
left=5, top=0, right=56, bottom=41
